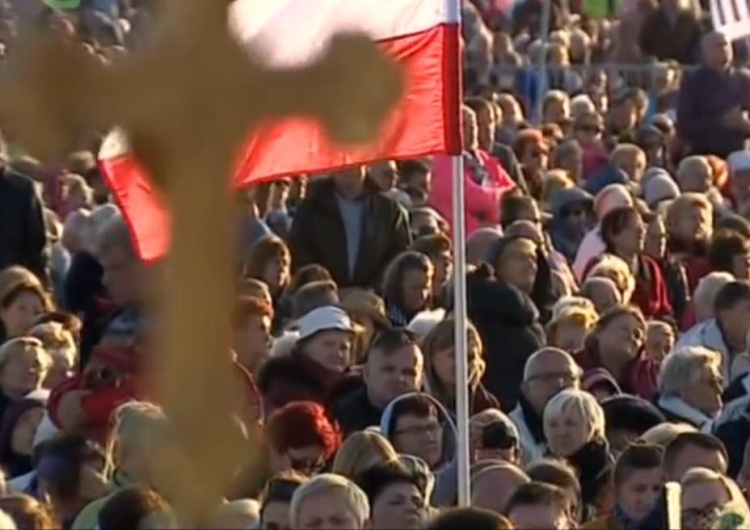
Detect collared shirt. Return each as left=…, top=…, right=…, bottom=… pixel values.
left=335, top=193, right=365, bottom=279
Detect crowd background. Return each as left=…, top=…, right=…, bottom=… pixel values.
left=1, top=0, right=750, bottom=529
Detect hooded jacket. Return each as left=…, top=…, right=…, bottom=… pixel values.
left=549, top=188, right=594, bottom=263
left=379, top=392, right=458, bottom=507
left=466, top=268, right=545, bottom=409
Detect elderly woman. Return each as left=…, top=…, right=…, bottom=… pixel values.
left=684, top=272, right=734, bottom=331
left=290, top=473, right=370, bottom=530
left=666, top=194, right=714, bottom=292
left=656, top=347, right=724, bottom=432
left=681, top=467, right=750, bottom=530
left=543, top=388, right=614, bottom=510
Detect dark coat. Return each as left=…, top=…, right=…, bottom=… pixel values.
left=288, top=178, right=411, bottom=290
left=677, top=65, right=750, bottom=158
left=566, top=438, right=614, bottom=507
left=577, top=343, right=660, bottom=400
left=466, top=268, right=545, bottom=410
left=638, top=9, right=703, bottom=64
left=329, top=384, right=384, bottom=437
left=0, top=167, right=47, bottom=280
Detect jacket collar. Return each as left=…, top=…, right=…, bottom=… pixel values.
left=518, top=393, right=546, bottom=443
left=658, top=395, right=714, bottom=429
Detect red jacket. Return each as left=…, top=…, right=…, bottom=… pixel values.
left=576, top=344, right=659, bottom=400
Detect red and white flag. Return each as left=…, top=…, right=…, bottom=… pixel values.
left=101, top=0, right=462, bottom=261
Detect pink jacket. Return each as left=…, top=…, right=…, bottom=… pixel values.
left=430, top=150, right=516, bottom=236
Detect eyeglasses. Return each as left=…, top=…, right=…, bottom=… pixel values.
left=289, top=457, right=326, bottom=474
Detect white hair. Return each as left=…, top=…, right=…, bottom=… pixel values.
left=62, top=208, right=93, bottom=252
left=290, top=474, right=370, bottom=529
left=693, top=272, right=734, bottom=322
left=96, top=213, right=136, bottom=259
left=523, top=347, right=581, bottom=382
left=543, top=388, right=605, bottom=440
left=659, top=346, right=722, bottom=396
left=0, top=509, right=16, bottom=530
left=570, top=94, right=595, bottom=118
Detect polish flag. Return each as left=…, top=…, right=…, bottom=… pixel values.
left=100, top=0, right=462, bottom=261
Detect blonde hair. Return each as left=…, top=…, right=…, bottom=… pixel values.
left=587, top=254, right=635, bottom=303
left=611, top=144, right=645, bottom=166
left=543, top=388, right=606, bottom=441
left=29, top=322, right=77, bottom=366
left=541, top=170, right=574, bottom=209
left=0, top=337, right=51, bottom=371
left=104, top=401, right=168, bottom=478
left=331, top=431, right=398, bottom=479
left=546, top=300, right=599, bottom=342
left=681, top=467, right=750, bottom=517
left=659, top=346, right=722, bottom=396
left=290, top=474, right=369, bottom=529
left=666, top=193, right=713, bottom=234
left=638, top=422, right=697, bottom=447
left=693, top=272, right=734, bottom=322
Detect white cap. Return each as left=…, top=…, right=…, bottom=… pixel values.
left=728, top=150, right=750, bottom=173
left=297, top=306, right=354, bottom=341
left=407, top=308, right=446, bottom=340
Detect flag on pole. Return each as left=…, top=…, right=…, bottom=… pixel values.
left=710, top=0, right=750, bottom=41
left=101, top=0, right=462, bottom=261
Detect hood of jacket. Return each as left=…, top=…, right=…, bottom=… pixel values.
left=379, top=392, right=458, bottom=506
left=550, top=187, right=594, bottom=219
left=466, top=270, right=540, bottom=327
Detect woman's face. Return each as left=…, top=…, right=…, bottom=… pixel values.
left=545, top=406, right=590, bottom=457
left=295, top=490, right=363, bottom=530
left=400, top=268, right=432, bottom=313
left=676, top=205, right=712, bottom=242
left=263, top=250, right=291, bottom=291
left=573, top=117, right=603, bottom=146
left=611, top=214, right=646, bottom=256
left=431, top=251, right=452, bottom=295
left=682, top=480, right=730, bottom=530
left=598, top=314, right=644, bottom=360
left=262, top=500, right=291, bottom=530
left=1, top=349, right=48, bottom=396
left=1, top=292, right=44, bottom=337
left=370, top=482, right=425, bottom=530
left=303, top=331, right=353, bottom=372
left=432, top=346, right=456, bottom=386
left=10, top=406, right=44, bottom=456
left=683, top=365, right=723, bottom=416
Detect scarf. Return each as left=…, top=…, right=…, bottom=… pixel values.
left=658, top=395, right=715, bottom=431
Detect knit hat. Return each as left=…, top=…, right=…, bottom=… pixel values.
left=643, top=171, right=680, bottom=207
left=601, top=395, right=666, bottom=435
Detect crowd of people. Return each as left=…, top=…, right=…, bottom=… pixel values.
left=0, top=0, right=750, bottom=529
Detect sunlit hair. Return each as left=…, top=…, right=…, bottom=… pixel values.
left=0, top=337, right=52, bottom=371
left=543, top=388, right=606, bottom=441
left=422, top=318, right=485, bottom=389
left=681, top=467, right=750, bottom=514
left=242, top=235, right=290, bottom=283
left=265, top=401, right=341, bottom=460
left=104, top=401, right=168, bottom=479
left=331, top=431, right=398, bottom=479
left=29, top=322, right=77, bottom=366
left=290, top=473, right=370, bottom=529
left=586, top=305, right=645, bottom=353
left=658, top=346, right=721, bottom=397
left=469, top=408, right=518, bottom=449
left=638, top=422, right=697, bottom=447
left=586, top=254, right=635, bottom=303
left=0, top=494, right=57, bottom=530
left=665, top=193, right=713, bottom=236
left=693, top=272, right=734, bottom=322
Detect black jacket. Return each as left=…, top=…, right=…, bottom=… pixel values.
left=0, top=167, right=47, bottom=280
left=288, top=178, right=411, bottom=290
left=467, top=268, right=545, bottom=410
left=329, top=385, right=384, bottom=437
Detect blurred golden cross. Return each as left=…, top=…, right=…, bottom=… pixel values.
left=0, top=1, right=402, bottom=523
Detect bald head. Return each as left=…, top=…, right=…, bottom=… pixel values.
left=467, top=227, right=503, bottom=264
left=523, top=347, right=579, bottom=381
left=701, top=31, right=732, bottom=69
left=522, top=348, right=582, bottom=414
left=472, top=463, right=530, bottom=514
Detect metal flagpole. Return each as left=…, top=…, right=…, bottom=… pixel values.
left=448, top=0, right=471, bottom=508
left=451, top=155, right=471, bottom=507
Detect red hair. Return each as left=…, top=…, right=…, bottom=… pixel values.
left=265, top=401, right=341, bottom=459
left=233, top=296, right=274, bottom=328
left=513, top=128, right=548, bottom=159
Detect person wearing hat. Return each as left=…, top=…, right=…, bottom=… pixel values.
left=257, top=305, right=360, bottom=413
left=601, top=395, right=666, bottom=456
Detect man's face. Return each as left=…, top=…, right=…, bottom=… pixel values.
left=99, top=245, right=144, bottom=306
left=523, top=352, right=581, bottom=413
left=703, top=33, right=732, bottom=69
left=617, top=467, right=663, bottom=522
left=497, top=239, right=538, bottom=293
left=331, top=166, right=365, bottom=191
left=392, top=412, right=444, bottom=468
left=666, top=445, right=726, bottom=481
left=365, top=345, right=423, bottom=408
left=370, top=161, right=399, bottom=191
left=509, top=503, right=569, bottom=530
